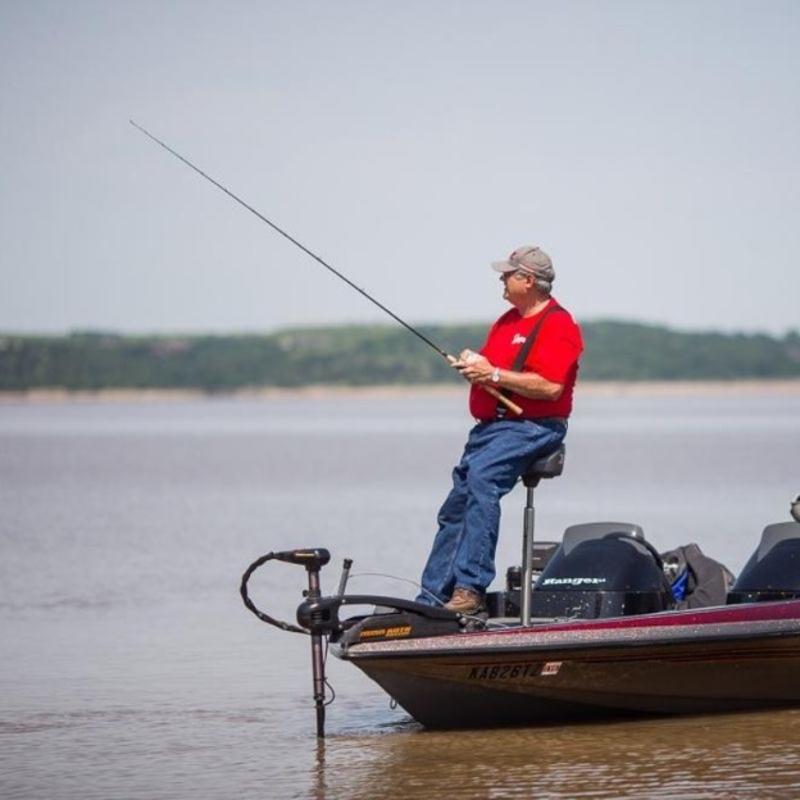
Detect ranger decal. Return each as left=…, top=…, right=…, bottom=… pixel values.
left=541, top=576, right=607, bottom=586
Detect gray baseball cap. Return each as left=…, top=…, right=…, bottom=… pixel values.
left=491, top=245, right=555, bottom=285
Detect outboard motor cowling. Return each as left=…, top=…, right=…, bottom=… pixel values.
left=530, top=522, right=674, bottom=619
left=727, top=522, right=800, bottom=604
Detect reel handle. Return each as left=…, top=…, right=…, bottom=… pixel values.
left=446, top=354, right=524, bottom=416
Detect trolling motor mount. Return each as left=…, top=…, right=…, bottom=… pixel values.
left=297, top=593, right=460, bottom=635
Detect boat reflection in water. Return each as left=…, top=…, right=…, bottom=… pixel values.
left=310, top=708, right=800, bottom=800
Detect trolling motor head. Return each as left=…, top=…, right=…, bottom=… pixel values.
left=272, top=548, right=330, bottom=571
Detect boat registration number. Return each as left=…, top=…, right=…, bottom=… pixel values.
left=467, top=662, right=542, bottom=681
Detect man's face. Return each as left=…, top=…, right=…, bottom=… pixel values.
left=500, top=269, right=534, bottom=304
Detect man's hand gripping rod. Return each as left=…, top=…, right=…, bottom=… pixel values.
left=130, top=120, right=522, bottom=416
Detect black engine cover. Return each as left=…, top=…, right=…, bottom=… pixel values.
left=530, top=523, right=674, bottom=619
left=728, top=522, right=800, bottom=604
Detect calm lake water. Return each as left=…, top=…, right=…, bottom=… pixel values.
left=2, top=389, right=799, bottom=799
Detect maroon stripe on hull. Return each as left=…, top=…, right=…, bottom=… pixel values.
left=472, top=599, right=800, bottom=637
left=340, top=601, right=800, bottom=661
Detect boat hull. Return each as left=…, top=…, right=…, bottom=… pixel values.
left=336, top=601, right=800, bottom=728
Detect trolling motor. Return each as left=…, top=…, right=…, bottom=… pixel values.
left=240, top=548, right=332, bottom=737
left=240, top=547, right=459, bottom=737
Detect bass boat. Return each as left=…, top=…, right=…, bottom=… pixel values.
left=241, top=447, right=800, bottom=735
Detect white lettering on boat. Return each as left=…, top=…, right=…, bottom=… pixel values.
left=541, top=577, right=607, bottom=586
left=467, top=663, right=540, bottom=681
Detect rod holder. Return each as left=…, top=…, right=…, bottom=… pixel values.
left=336, top=558, right=353, bottom=597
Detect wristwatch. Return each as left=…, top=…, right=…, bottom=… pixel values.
left=490, top=367, right=501, bottom=383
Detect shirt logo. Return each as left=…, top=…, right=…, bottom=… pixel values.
left=511, top=333, right=527, bottom=345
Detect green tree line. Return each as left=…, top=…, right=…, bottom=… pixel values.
left=1, top=321, right=798, bottom=391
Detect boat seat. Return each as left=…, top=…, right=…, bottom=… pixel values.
left=562, top=522, right=646, bottom=555
left=522, top=445, right=565, bottom=488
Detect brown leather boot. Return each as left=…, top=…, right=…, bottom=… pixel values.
left=444, top=587, right=486, bottom=614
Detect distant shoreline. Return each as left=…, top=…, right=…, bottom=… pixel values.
left=2, top=380, right=800, bottom=404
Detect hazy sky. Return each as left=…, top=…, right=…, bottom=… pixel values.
left=1, top=1, right=798, bottom=335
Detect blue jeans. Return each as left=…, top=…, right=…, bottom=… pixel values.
left=416, top=418, right=566, bottom=605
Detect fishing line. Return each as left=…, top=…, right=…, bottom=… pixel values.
left=348, top=572, right=446, bottom=606
left=129, top=120, right=450, bottom=360
left=349, top=571, right=513, bottom=626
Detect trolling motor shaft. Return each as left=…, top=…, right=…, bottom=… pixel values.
left=304, top=560, right=327, bottom=739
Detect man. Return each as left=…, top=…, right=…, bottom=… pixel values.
left=416, top=245, right=583, bottom=614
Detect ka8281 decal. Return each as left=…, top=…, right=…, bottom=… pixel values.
left=466, top=661, right=563, bottom=681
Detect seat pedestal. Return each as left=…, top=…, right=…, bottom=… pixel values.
left=520, top=445, right=565, bottom=626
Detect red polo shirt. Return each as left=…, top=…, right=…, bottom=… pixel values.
left=469, top=298, right=583, bottom=421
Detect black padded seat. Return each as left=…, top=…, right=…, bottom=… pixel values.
left=522, top=445, right=565, bottom=488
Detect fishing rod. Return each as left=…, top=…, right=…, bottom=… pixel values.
left=129, top=120, right=522, bottom=415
